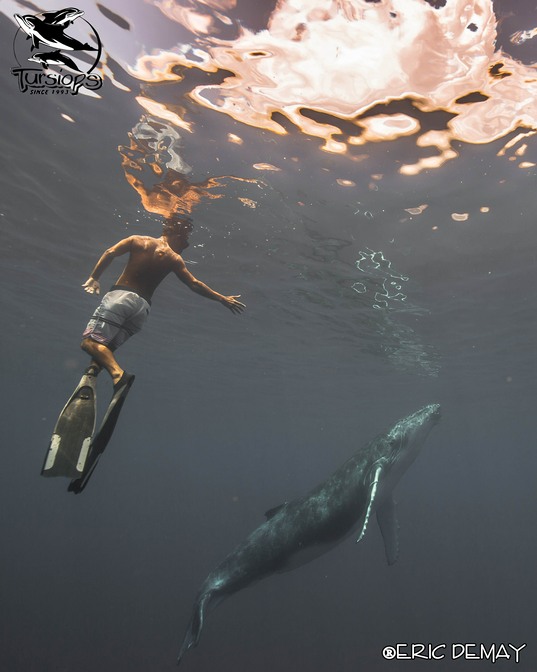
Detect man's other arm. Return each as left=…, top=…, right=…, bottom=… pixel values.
left=173, top=256, right=245, bottom=314
left=82, top=237, right=135, bottom=295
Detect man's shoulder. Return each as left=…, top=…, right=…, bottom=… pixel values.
left=169, top=249, right=185, bottom=264
left=130, top=234, right=156, bottom=242
left=128, top=234, right=159, bottom=248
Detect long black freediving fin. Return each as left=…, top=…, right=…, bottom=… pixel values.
left=68, top=373, right=135, bottom=493
left=42, top=368, right=98, bottom=478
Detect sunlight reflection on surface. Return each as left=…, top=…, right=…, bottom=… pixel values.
left=127, top=0, right=537, bottom=173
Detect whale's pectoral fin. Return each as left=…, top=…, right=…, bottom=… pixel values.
left=356, top=463, right=383, bottom=543
left=376, top=495, right=399, bottom=566
left=265, top=503, right=287, bottom=520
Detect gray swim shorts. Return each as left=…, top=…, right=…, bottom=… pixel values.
left=82, top=287, right=150, bottom=351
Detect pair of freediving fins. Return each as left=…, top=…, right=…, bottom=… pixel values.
left=41, top=368, right=135, bottom=493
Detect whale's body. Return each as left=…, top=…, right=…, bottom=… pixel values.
left=178, top=404, right=441, bottom=664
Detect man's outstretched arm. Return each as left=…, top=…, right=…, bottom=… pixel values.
left=82, top=237, right=134, bottom=295
left=173, top=257, right=246, bottom=314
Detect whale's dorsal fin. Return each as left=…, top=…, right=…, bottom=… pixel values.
left=376, top=495, right=399, bottom=565
left=356, top=462, right=384, bottom=543
left=265, top=503, right=287, bottom=520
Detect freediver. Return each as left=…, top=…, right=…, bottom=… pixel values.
left=80, top=216, right=246, bottom=390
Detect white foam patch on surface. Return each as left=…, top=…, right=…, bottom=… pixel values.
left=130, top=0, right=536, bottom=171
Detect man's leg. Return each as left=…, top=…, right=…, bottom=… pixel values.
left=81, top=338, right=124, bottom=385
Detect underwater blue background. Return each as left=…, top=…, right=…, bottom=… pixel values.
left=1, top=1, right=536, bottom=670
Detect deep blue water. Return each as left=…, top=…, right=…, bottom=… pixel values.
left=1, top=2, right=536, bottom=670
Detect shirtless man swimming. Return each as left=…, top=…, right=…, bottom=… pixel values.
left=80, top=218, right=245, bottom=391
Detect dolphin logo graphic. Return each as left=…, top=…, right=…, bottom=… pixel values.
left=14, top=10, right=97, bottom=52
left=40, top=8, right=84, bottom=27
left=177, top=404, right=441, bottom=665
left=28, top=50, right=79, bottom=71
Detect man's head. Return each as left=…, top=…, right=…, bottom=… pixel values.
left=162, top=215, right=193, bottom=252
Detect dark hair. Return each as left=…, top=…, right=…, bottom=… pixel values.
left=162, top=214, right=193, bottom=238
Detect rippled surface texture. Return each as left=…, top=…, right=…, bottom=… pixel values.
left=1, top=1, right=536, bottom=670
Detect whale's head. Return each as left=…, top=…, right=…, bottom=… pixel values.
left=382, top=403, right=440, bottom=477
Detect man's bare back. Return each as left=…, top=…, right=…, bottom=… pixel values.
left=114, top=236, right=181, bottom=300
left=80, top=227, right=245, bottom=386
left=85, top=235, right=196, bottom=301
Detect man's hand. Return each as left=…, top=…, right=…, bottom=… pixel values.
left=222, top=295, right=246, bottom=314
left=82, top=277, right=100, bottom=295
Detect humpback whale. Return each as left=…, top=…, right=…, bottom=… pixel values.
left=177, top=403, right=441, bottom=664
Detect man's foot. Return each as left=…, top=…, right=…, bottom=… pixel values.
left=113, top=371, right=135, bottom=393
